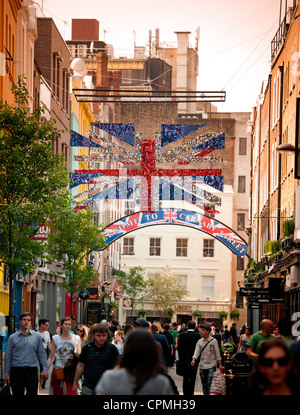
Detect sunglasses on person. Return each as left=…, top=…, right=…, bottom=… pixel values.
left=260, top=355, right=290, bottom=367
left=77, top=328, right=83, bottom=332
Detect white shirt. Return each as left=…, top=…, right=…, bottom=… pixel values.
left=192, top=337, right=221, bottom=369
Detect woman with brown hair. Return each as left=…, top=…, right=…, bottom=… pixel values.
left=250, top=337, right=300, bottom=395
left=47, top=317, right=81, bottom=395
left=95, top=329, right=175, bottom=395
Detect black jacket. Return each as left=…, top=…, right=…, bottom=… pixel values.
left=177, top=330, right=201, bottom=363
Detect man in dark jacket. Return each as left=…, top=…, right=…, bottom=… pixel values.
left=151, top=322, right=171, bottom=368
left=177, top=320, right=201, bottom=395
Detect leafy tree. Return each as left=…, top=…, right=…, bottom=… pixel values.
left=0, top=77, right=70, bottom=325
left=148, top=267, right=189, bottom=317
left=113, top=266, right=149, bottom=316
left=46, top=200, right=107, bottom=324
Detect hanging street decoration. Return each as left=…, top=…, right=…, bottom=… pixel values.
left=70, top=122, right=225, bottom=213
left=99, top=208, right=248, bottom=257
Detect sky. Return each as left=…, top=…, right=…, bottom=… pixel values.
left=34, top=0, right=293, bottom=112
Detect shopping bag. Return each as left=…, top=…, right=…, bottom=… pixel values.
left=209, top=369, right=226, bottom=395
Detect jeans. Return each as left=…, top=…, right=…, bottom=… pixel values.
left=199, top=366, right=216, bottom=395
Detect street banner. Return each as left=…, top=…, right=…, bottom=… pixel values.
left=100, top=208, right=248, bottom=257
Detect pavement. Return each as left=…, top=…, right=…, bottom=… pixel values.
left=39, top=361, right=203, bottom=395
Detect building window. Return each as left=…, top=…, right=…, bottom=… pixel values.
left=149, top=238, right=161, bottom=256
left=176, top=238, right=188, bottom=257
left=239, top=137, right=247, bottom=155
left=203, top=239, right=214, bottom=257
left=202, top=276, right=214, bottom=298
left=177, top=275, right=187, bottom=288
left=238, top=176, right=246, bottom=193
left=237, top=213, right=245, bottom=231
left=123, top=237, right=134, bottom=255
left=237, top=256, right=244, bottom=270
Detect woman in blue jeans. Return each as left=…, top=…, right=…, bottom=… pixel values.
left=191, top=324, right=223, bottom=395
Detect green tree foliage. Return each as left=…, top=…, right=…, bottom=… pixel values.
left=148, top=267, right=189, bottom=316
left=0, top=77, right=70, bottom=318
left=113, top=266, right=149, bottom=315
left=46, top=200, right=107, bottom=322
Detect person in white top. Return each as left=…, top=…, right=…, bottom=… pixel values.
left=191, top=324, right=223, bottom=395
left=47, top=317, right=81, bottom=395
left=37, top=319, right=52, bottom=389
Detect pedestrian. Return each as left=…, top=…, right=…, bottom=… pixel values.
left=191, top=324, right=223, bottom=396
left=222, top=325, right=233, bottom=344
left=212, top=328, right=222, bottom=352
left=162, top=323, right=174, bottom=366
left=168, top=322, right=178, bottom=365
left=112, top=329, right=124, bottom=356
left=123, top=323, right=134, bottom=342
left=4, top=312, right=48, bottom=395
left=36, top=318, right=52, bottom=390
left=151, top=322, right=171, bottom=368
left=247, top=319, right=274, bottom=359
left=76, top=324, right=89, bottom=347
left=109, top=320, right=119, bottom=335
left=47, top=316, right=81, bottom=395
left=100, top=319, right=112, bottom=342
left=237, top=327, right=251, bottom=353
left=273, top=325, right=280, bottom=337
left=177, top=320, right=201, bottom=395
left=72, top=323, right=119, bottom=395
left=229, top=323, right=238, bottom=345
left=249, top=337, right=300, bottom=395
left=94, top=329, right=175, bottom=395
left=277, top=318, right=294, bottom=348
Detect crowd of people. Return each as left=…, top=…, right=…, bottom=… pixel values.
left=2, top=312, right=300, bottom=396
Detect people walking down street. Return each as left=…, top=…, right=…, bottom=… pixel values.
left=247, top=319, right=274, bottom=359
left=222, top=325, right=233, bottom=345
left=151, top=322, right=171, bottom=368
left=277, top=318, right=294, bottom=348
left=123, top=323, right=134, bottom=342
left=94, top=329, right=175, bottom=395
left=212, top=328, right=222, bottom=352
left=237, top=327, right=252, bottom=353
left=109, top=320, right=119, bottom=336
left=230, top=323, right=238, bottom=346
left=4, top=312, right=48, bottom=396
left=72, top=323, right=119, bottom=395
left=177, top=320, right=201, bottom=395
left=249, top=337, right=300, bottom=395
left=191, top=324, right=223, bottom=396
left=112, top=330, right=124, bottom=356
left=169, top=323, right=178, bottom=365
left=100, top=320, right=112, bottom=342
left=47, top=317, right=81, bottom=395
left=162, top=323, right=174, bottom=366
left=36, top=319, right=52, bottom=390
left=76, top=324, right=89, bottom=348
